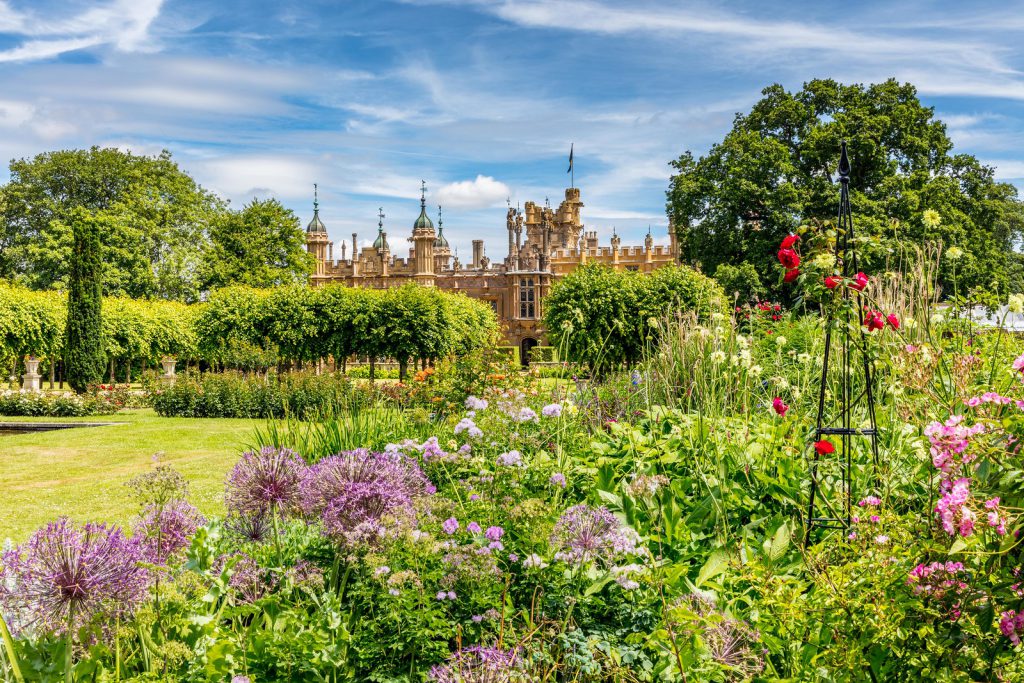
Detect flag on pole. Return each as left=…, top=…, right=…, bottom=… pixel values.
left=567, top=143, right=574, bottom=174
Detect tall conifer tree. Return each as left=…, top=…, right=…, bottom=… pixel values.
left=64, top=210, right=104, bottom=392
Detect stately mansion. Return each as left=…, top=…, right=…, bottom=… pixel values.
left=304, top=183, right=678, bottom=362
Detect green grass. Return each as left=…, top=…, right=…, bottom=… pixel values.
left=0, top=408, right=257, bottom=542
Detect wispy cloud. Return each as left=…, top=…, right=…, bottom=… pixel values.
left=0, top=0, right=164, bottom=62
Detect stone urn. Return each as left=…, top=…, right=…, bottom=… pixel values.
left=21, top=356, right=41, bottom=392
left=160, top=357, right=177, bottom=382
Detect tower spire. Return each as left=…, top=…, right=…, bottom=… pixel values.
left=313, top=183, right=319, bottom=212
left=420, top=180, right=427, bottom=209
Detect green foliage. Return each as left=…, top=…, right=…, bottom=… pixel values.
left=152, top=371, right=359, bottom=419
left=712, top=261, right=766, bottom=304
left=529, top=345, right=558, bottom=363
left=64, top=212, right=105, bottom=393
left=668, top=78, right=1024, bottom=298
left=0, top=147, right=225, bottom=301
left=0, top=389, right=121, bottom=416
left=200, top=197, right=314, bottom=290
left=544, top=263, right=725, bottom=373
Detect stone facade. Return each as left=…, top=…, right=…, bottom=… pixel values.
left=305, top=184, right=678, bottom=363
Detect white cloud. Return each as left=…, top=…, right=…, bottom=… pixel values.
left=193, top=155, right=322, bottom=205
left=435, top=175, right=511, bottom=209
left=0, top=0, right=164, bottom=63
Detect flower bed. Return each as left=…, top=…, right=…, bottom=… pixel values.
left=0, top=389, right=123, bottom=416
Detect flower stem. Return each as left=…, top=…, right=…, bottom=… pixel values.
left=64, top=604, right=74, bottom=683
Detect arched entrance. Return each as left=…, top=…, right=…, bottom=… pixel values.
left=520, top=337, right=539, bottom=368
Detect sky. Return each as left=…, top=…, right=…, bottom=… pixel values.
left=1, top=0, right=1024, bottom=261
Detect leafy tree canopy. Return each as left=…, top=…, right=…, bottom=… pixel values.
left=667, top=79, right=1024, bottom=298
left=1, top=147, right=226, bottom=301
left=200, top=198, right=314, bottom=291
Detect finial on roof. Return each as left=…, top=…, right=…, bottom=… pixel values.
left=378, top=207, right=384, bottom=231
left=313, top=183, right=318, bottom=211
left=420, top=180, right=427, bottom=208
left=438, top=205, right=443, bottom=228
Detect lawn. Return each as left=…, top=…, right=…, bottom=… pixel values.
left=0, top=409, right=257, bottom=542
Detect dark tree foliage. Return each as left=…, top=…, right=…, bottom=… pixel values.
left=64, top=210, right=105, bottom=392
left=667, top=79, right=1024, bottom=298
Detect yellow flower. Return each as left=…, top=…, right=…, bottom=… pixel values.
left=922, top=209, right=941, bottom=228
left=1008, top=293, right=1024, bottom=314
left=945, top=246, right=964, bottom=262
left=813, top=253, right=836, bottom=270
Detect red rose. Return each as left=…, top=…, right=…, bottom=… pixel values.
left=777, top=248, right=800, bottom=269
left=783, top=268, right=800, bottom=283
left=850, top=272, right=869, bottom=292
left=887, top=313, right=900, bottom=330
left=772, top=397, right=789, bottom=417
left=814, top=440, right=835, bottom=456
left=780, top=234, right=799, bottom=249
left=825, top=275, right=841, bottom=289
left=865, top=310, right=885, bottom=332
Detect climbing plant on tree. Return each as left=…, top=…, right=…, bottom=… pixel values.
left=64, top=210, right=105, bottom=392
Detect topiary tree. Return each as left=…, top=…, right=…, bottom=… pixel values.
left=64, top=210, right=105, bottom=392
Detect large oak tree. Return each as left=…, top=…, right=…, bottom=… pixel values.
left=667, top=79, right=1024, bottom=299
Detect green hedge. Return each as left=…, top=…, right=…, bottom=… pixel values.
left=0, top=390, right=121, bottom=417
left=151, top=371, right=366, bottom=419
left=529, top=345, right=558, bottom=363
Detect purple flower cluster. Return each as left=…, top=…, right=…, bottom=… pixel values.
left=1000, top=610, right=1024, bottom=645
left=215, top=552, right=278, bottom=602
left=429, top=645, right=519, bottom=683
left=541, top=403, right=563, bottom=418
left=225, top=447, right=306, bottom=518
left=496, top=450, right=522, bottom=467
left=550, top=504, right=638, bottom=566
left=1, top=518, right=149, bottom=635
left=935, top=478, right=978, bottom=537
left=301, top=449, right=433, bottom=548
left=133, top=500, right=206, bottom=566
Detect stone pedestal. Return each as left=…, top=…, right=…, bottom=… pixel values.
left=21, top=358, right=41, bottom=392
left=160, top=358, right=177, bottom=382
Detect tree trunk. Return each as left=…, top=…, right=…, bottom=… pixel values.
left=110, top=357, right=116, bottom=384
left=49, top=361, right=55, bottom=390
left=398, top=359, right=407, bottom=382
left=369, top=357, right=376, bottom=382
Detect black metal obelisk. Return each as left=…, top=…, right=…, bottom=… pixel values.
left=804, top=141, right=881, bottom=547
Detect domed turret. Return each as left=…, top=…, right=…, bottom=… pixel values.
left=307, top=183, right=326, bottom=233
left=434, top=205, right=449, bottom=248
left=373, top=208, right=389, bottom=251
left=413, top=181, right=434, bottom=232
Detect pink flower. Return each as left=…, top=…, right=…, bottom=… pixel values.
left=772, top=397, right=789, bottom=417
left=886, top=313, right=900, bottom=330
left=850, top=272, right=869, bottom=292
left=865, top=310, right=885, bottom=332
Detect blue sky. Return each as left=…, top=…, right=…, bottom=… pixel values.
left=1, top=0, right=1024, bottom=260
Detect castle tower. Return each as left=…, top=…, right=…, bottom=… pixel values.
left=305, top=183, right=330, bottom=279
left=411, top=181, right=436, bottom=285
left=434, top=205, right=452, bottom=272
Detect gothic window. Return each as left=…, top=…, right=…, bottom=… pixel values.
left=625, top=265, right=639, bottom=272
left=519, top=277, right=535, bottom=318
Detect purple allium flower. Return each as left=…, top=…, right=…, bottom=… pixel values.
left=286, top=560, right=325, bottom=590
left=436, top=591, right=447, bottom=601
left=224, top=512, right=273, bottom=543
left=429, top=646, right=519, bottom=682
left=541, top=403, right=563, bottom=418
left=301, top=449, right=433, bottom=548
left=704, top=618, right=765, bottom=677
left=550, top=504, right=638, bottom=566
left=215, top=553, right=278, bottom=602
left=133, top=500, right=206, bottom=566
left=488, top=541, right=504, bottom=551
left=467, top=521, right=482, bottom=534
left=549, top=473, right=567, bottom=488
left=225, top=447, right=306, bottom=518
left=496, top=450, right=522, bottom=467
left=443, top=517, right=460, bottom=535
left=0, top=518, right=149, bottom=635
left=485, top=526, right=504, bottom=542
